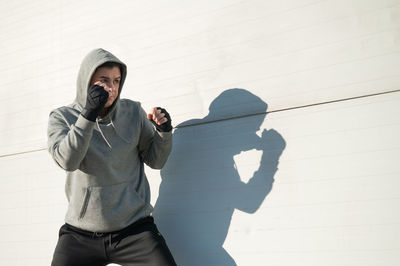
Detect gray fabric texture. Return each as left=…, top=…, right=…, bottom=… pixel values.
left=47, top=48, right=172, bottom=232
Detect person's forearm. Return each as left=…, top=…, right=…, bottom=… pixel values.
left=48, top=112, right=95, bottom=171
left=141, top=130, right=172, bottom=169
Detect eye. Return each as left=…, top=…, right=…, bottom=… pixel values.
left=114, top=80, right=120, bottom=85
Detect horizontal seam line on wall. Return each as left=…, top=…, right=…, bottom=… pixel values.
left=0, top=89, right=399, bottom=159
left=176, top=89, right=400, bottom=128
left=0, top=148, right=46, bottom=158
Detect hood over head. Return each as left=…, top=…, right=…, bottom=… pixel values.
left=74, top=48, right=127, bottom=117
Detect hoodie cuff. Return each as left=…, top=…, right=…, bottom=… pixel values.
left=155, top=130, right=172, bottom=142
left=75, top=114, right=96, bottom=132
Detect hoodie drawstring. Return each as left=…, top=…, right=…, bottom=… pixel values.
left=96, top=117, right=131, bottom=147
left=110, top=119, right=116, bottom=130
left=96, top=118, right=112, bottom=149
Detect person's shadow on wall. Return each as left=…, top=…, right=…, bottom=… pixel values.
left=153, top=89, right=286, bottom=266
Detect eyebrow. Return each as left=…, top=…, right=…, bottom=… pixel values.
left=99, top=76, right=121, bottom=79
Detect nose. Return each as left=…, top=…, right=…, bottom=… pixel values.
left=106, top=82, right=114, bottom=92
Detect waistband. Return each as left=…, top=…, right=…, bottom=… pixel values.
left=64, top=216, right=155, bottom=238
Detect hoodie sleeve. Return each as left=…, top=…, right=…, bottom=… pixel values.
left=47, top=110, right=96, bottom=171
left=137, top=105, right=172, bottom=169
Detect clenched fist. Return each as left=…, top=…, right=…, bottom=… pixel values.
left=147, top=107, right=172, bottom=132
left=81, top=85, right=109, bottom=122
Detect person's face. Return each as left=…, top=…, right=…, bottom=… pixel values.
left=90, top=66, right=121, bottom=108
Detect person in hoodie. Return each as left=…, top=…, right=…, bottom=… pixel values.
left=47, top=48, right=176, bottom=266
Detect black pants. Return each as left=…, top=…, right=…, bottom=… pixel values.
left=51, top=217, right=177, bottom=266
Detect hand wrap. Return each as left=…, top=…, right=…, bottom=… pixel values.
left=81, top=85, right=109, bottom=122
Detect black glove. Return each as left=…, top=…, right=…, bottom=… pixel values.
left=81, top=85, right=109, bottom=122
left=150, top=107, right=173, bottom=132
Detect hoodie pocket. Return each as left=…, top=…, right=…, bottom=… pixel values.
left=67, top=181, right=152, bottom=224
left=79, top=189, right=91, bottom=219
left=66, top=187, right=91, bottom=221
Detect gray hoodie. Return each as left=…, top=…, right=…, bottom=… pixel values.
left=47, top=48, right=172, bottom=232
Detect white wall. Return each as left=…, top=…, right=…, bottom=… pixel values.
left=1, top=0, right=399, bottom=265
